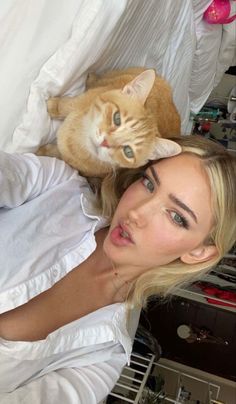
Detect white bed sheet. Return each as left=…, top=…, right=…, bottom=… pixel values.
left=0, top=0, right=235, bottom=153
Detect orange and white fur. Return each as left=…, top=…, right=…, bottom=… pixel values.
left=37, top=68, right=181, bottom=177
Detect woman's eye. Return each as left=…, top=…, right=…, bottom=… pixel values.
left=141, top=174, right=155, bottom=192
left=113, top=111, right=121, bottom=126
left=170, top=211, right=189, bottom=229
left=123, top=145, right=134, bottom=158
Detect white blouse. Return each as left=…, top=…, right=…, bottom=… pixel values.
left=0, top=151, right=134, bottom=403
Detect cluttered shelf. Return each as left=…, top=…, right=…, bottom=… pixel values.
left=175, top=245, right=236, bottom=313
left=190, top=78, right=236, bottom=153
left=186, top=75, right=236, bottom=312
left=106, top=351, right=221, bottom=404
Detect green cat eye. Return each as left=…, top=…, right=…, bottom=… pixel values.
left=113, top=111, right=121, bottom=126
left=123, top=145, right=134, bottom=158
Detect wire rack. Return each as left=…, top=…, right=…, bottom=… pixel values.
left=108, top=352, right=156, bottom=403
left=107, top=352, right=221, bottom=404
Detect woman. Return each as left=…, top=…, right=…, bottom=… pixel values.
left=0, top=135, right=235, bottom=403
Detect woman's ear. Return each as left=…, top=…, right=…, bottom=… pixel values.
left=180, top=244, right=218, bottom=265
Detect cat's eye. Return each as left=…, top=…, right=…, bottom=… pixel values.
left=123, top=145, right=134, bottom=159
left=113, top=111, right=121, bottom=126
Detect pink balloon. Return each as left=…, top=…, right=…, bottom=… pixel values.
left=203, top=0, right=236, bottom=24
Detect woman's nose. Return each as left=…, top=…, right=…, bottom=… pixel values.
left=127, top=208, right=147, bottom=228
left=127, top=200, right=154, bottom=228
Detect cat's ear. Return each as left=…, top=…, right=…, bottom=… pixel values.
left=122, top=70, right=156, bottom=105
left=149, top=138, right=182, bottom=160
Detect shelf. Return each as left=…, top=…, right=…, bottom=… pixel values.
left=107, top=352, right=221, bottom=403
left=174, top=252, right=236, bottom=313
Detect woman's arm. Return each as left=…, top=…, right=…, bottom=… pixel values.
left=0, top=354, right=126, bottom=404
left=0, top=151, right=78, bottom=208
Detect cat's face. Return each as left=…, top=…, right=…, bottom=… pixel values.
left=82, top=90, right=159, bottom=168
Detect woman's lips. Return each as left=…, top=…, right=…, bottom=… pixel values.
left=109, top=224, right=134, bottom=247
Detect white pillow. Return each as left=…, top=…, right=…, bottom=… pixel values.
left=1, top=0, right=127, bottom=153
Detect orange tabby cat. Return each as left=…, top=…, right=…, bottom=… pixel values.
left=37, top=68, right=181, bottom=177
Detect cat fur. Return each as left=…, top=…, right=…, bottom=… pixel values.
left=37, top=67, right=181, bottom=177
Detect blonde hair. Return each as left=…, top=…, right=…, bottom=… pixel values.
left=95, top=135, right=236, bottom=307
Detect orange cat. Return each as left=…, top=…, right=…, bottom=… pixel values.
left=37, top=68, right=181, bottom=177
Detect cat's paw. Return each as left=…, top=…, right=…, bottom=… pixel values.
left=36, top=144, right=61, bottom=159
left=47, top=96, right=77, bottom=118
left=47, top=97, right=61, bottom=118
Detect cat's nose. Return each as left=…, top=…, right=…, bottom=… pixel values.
left=100, top=139, right=110, bottom=147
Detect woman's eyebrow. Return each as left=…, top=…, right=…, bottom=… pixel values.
left=150, top=166, right=160, bottom=185
left=150, top=166, right=198, bottom=224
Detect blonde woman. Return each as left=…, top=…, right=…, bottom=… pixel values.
left=0, top=135, right=235, bottom=404
left=100, top=134, right=236, bottom=307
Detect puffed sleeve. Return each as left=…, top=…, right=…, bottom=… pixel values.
left=0, top=151, right=79, bottom=208
left=0, top=353, right=127, bottom=404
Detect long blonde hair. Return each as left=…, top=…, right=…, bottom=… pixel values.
left=95, top=135, right=236, bottom=307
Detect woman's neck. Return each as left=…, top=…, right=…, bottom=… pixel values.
left=94, top=228, right=136, bottom=303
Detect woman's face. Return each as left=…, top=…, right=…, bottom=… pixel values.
left=103, top=153, right=215, bottom=272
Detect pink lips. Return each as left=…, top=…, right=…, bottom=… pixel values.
left=109, top=223, right=134, bottom=247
